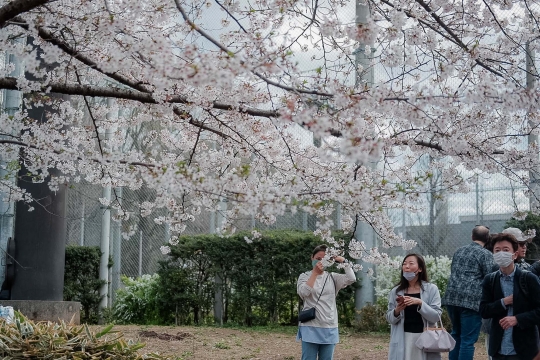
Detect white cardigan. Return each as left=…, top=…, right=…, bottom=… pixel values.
left=386, top=281, right=443, bottom=360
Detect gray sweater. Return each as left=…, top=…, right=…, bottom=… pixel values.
left=297, top=267, right=356, bottom=329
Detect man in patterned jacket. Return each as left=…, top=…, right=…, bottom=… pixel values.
left=442, top=225, right=494, bottom=360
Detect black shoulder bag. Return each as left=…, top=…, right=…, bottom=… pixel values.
left=298, top=273, right=331, bottom=323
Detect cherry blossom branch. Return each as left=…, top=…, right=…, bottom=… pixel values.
left=9, top=17, right=153, bottom=93
left=0, top=139, right=157, bottom=169
left=75, top=71, right=106, bottom=160
left=0, top=0, right=50, bottom=28
left=214, top=0, right=247, bottom=33
left=0, top=77, right=279, bottom=117
left=0, top=77, right=528, bottom=158
left=173, top=0, right=334, bottom=98
left=378, top=0, right=503, bottom=77
left=36, top=25, right=153, bottom=93
left=282, top=0, right=320, bottom=53
left=412, top=0, right=504, bottom=77
left=172, top=108, right=229, bottom=139
left=0, top=138, right=325, bottom=203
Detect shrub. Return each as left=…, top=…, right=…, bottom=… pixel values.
left=63, top=245, right=107, bottom=324
left=113, top=274, right=161, bottom=324
left=0, top=312, right=169, bottom=359
left=155, top=259, right=209, bottom=325
left=355, top=303, right=389, bottom=333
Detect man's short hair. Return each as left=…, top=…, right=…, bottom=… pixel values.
left=490, top=233, right=519, bottom=252
left=472, top=225, right=490, bottom=244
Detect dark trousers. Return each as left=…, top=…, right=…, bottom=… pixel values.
left=492, top=355, right=522, bottom=360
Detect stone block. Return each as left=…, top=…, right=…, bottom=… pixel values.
left=0, top=300, right=81, bottom=324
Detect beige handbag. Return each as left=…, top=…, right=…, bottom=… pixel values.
left=415, top=314, right=456, bottom=352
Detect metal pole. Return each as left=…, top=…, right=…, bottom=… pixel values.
left=0, top=41, right=24, bottom=285
left=111, top=187, right=122, bottom=305
left=527, top=41, right=538, bottom=211
left=401, top=199, right=406, bottom=240
left=139, top=230, right=143, bottom=277
left=98, top=98, right=114, bottom=315
left=209, top=141, right=218, bottom=234
left=336, top=203, right=342, bottom=230
left=79, top=197, right=85, bottom=246
left=99, top=185, right=111, bottom=312
left=475, top=175, right=480, bottom=224
left=354, top=0, right=376, bottom=314
left=217, top=198, right=227, bottom=232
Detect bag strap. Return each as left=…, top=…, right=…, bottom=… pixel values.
left=422, top=313, right=445, bottom=331
left=489, top=271, right=498, bottom=298
left=314, top=273, right=331, bottom=306
left=519, top=269, right=530, bottom=298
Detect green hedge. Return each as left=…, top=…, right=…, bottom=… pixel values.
left=113, top=230, right=360, bottom=326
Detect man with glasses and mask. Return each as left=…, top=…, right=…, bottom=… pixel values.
left=443, top=225, right=494, bottom=360
left=480, top=233, right=540, bottom=360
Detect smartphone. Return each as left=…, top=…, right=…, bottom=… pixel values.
left=396, top=295, right=403, bottom=302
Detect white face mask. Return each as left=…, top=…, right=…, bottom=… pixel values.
left=403, top=271, right=417, bottom=281
left=493, top=251, right=514, bottom=267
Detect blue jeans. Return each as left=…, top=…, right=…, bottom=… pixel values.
left=447, top=305, right=482, bottom=360
left=301, top=341, right=335, bottom=360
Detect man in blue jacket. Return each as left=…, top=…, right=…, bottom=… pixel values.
left=480, top=233, right=540, bottom=360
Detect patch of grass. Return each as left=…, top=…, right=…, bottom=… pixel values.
left=214, top=340, right=231, bottom=349
left=175, top=353, right=193, bottom=360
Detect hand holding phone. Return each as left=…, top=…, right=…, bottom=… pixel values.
left=394, top=295, right=406, bottom=316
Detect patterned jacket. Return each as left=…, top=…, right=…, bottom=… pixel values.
left=442, top=242, right=494, bottom=311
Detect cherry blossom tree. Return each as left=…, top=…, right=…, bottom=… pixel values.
left=1, top=0, right=539, bottom=266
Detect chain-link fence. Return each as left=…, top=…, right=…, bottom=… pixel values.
left=64, top=179, right=327, bottom=304
left=64, top=171, right=534, bottom=305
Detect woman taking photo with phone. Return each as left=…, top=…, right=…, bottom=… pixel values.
left=296, top=244, right=356, bottom=360
left=386, top=253, right=443, bottom=360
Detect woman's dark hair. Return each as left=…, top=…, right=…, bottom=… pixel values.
left=312, top=244, right=327, bottom=258
left=396, top=253, right=429, bottom=293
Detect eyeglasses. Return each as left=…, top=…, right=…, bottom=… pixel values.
left=518, top=243, right=527, bottom=248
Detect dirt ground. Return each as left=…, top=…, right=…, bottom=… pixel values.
left=94, top=325, right=489, bottom=360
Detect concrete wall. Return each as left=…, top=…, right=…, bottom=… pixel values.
left=0, top=300, right=80, bottom=324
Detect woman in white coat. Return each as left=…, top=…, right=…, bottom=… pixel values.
left=386, top=253, right=442, bottom=360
